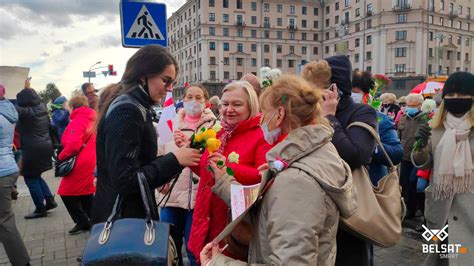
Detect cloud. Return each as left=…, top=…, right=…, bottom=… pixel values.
left=99, top=35, right=121, bottom=48
left=40, top=52, right=50, bottom=57
left=63, top=41, right=87, bottom=53
left=0, top=9, right=37, bottom=40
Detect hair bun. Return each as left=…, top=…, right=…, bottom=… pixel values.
left=301, top=60, right=331, bottom=89
left=302, top=89, right=318, bottom=105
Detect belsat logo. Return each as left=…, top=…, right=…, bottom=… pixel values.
left=421, top=224, right=469, bottom=259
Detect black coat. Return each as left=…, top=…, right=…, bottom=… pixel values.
left=92, top=86, right=184, bottom=224
left=16, top=89, right=53, bottom=177
left=327, top=96, right=378, bottom=169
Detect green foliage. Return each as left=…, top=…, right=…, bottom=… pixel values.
left=38, top=83, right=61, bottom=104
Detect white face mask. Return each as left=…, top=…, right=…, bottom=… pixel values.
left=260, top=110, right=281, bottom=145
left=183, top=100, right=204, bottom=116
left=351, top=92, right=364, bottom=103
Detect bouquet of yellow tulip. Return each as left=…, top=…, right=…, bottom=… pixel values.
left=190, top=128, right=221, bottom=154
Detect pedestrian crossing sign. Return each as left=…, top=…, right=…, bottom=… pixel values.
left=120, top=0, right=167, bottom=48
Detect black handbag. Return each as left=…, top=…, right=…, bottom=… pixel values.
left=54, top=134, right=92, bottom=177
left=81, top=172, right=178, bottom=265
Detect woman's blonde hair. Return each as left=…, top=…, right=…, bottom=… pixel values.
left=222, top=81, right=259, bottom=118
left=301, top=60, right=332, bottom=90
left=380, top=93, right=397, bottom=104
left=259, top=74, right=328, bottom=130
left=430, top=100, right=474, bottom=129
left=184, top=84, right=210, bottom=100
left=405, top=93, right=424, bottom=106
left=69, top=95, right=89, bottom=110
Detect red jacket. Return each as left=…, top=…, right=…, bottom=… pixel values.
left=58, top=107, right=96, bottom=196
left=188, top=115, right=273, bottom=261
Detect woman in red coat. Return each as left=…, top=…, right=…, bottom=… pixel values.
left=57, top=95, right=96, bottom=235
left=175, top=81, right=273, bottom=263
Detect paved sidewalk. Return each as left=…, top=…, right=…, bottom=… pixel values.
left=1, top=170, right=426, bottom=265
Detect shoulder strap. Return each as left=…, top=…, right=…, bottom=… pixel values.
left=106, top=94, right=147, bottom=122
left=347, top=121, right=395, bottom=168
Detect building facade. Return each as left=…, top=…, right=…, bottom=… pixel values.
left=167, top=0, right=473, bottom=97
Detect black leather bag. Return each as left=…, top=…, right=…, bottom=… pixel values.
left=54, top=134, right=92, bottom=177
left=81, top=172, right=178, bottom=265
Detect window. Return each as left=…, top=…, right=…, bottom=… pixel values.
left=429, top=15, right=433, bottom=24
left=251, top=30, right=257, bottom=38
left=367, top=4, right=373, bottom=13
left=449, top=19, right=453, bottom=28
left=223, top=0, right=228, bottom=8
left=277, top=31, right=283, bottom=39
left=277, top=45, right=282, bottom=53
left=355, top=23, right=360, bottom=32
left=459, top=5, right=462, bottom=15
left=237, top=72, right=243, bottom=79
left=264, top=3, right=270, bottom=12
left=277, top=4, right=283, bottom=13
left=209, top=0, right=214, bottom=7
left=314, top=7, right=319, bottom=15
left=223, top=42, right=229, bottom=51
left=251, top=43, right=257, bottom=52
left=440, top=0, right=444, bottom=10
left=367, top=19, right=372, bottom=29
left=209, top=27, right=215, bottom=35
left=237, top=43, right=243, bottom=52
left=396, top=14, right=407, bottom=23
left=457, top=52, right=461, bottom=60
left=251, top=16, right=257, bottom=24
left=264, top=30, right=270, bottom=38
left=289, top=32, right=295, bottom=40
left=458, top=21, right=462, bottom=30
left=223, top=28, right=229, bottom=36
left=302, top=6, right=307, bottom=15
left=395, top=64, right=406, bottom=73
left=290, top=6, right=295, bottom=14
left=466, top=53, right=470, bottom=61
left=223, top=14, right=229, bottom=22
left=223, top=57, right=229, bottom=65
left=314, top=20, right=319, bottom=28
left=224, top=71, right=230, bottom=80
left=429, top=31, right=433, bottom=40
left=237, top=0, right=242, bottom=9
left=302, top=33, right=307, bottom=40
left=355, top=38, right=360, bottom=47
left=209, top=13, right=215, bottom=21
left=326, top=6, right=330, bottom=14
left=395, top=30, right=407, bottom=40
left=237, top=58, right=243, bottom=66
left=366, top=35, right=372, bottom=44
left=210, top=57, right=216, bottom=65
left=288, top=60, right=295, bottom=68
left=466, top=38, right=470, bottom=46
left=302, top=20, right=307, bottom=28
left=326, top=19, right=330, bottom=27
left=429, top=48, right=433, bottom=57
left=210, top=42, right=215, bottom=50
left=428, top=64, right=432, bottom=74
left=277, top=18, right=283, bottom=26
left=313, top=33, right=319, bottom=41
left=366, top=51, right=372, bottom=60
left=251, top=2, right=257, bottom=11
left=335, top=2, right=339, bottom=11
left=264, top=44, right=270, bottom=53
left=395, top=47, right=406, bottom=57
left=355, top=53, right=359, bottom=62
left=335, top=16, right=339, bottom=24
left=449, top=3, right=453, bottom=13
left=325, top=46, right=329, bottom=54
left=325, top=32, right=329, bottom=40
left=448, top=35, right=452, bottom=44
left=356, top=8, right=360, bottom=17
left=302, top=46, right=307, bottom=54
left=251, top=58, right=257, bottom=66
left=366, top=66, right=372, bottom=72
left=345, top=0, right=350, bottom=7
left=289, top=46, right=295, bottom=54
left=313, top=46, right=319, bottom=55
left=264, top=59, right=270, bottom=66
left=277, top=59, right=282, bottom=67
left=457, top=36, right=462, bottom=45
left=440, top=17, right=444, bottom=26
left=237, top=29, right=243, bottom=37
left=210, top=71, right=216, bottom=80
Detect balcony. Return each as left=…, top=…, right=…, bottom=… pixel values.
left=393, top=4, right=411, bottom=12
left=287, top=25, right=298, bottom=30
left=449, top=11, right=458, bottom=19
left=263, top=22, right=270, bottom=28
left=235, top=21, right=246, bottom=27
left=367, top=10, right=373, bottom=17
left=341, top=19, right=349, bottom=25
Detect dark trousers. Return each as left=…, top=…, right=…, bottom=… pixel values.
left=400, top=160, right=419, bottom=216
left=24, top=175, right=54, bottom=210
left=61, top=194, right=94, bottom=226
left=0, top=173, right=30, bottom=265
left=336, top=228, right=371, bottom=266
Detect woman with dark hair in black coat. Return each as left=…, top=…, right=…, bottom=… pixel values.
left=91, top=45, right=202, bottom=224
left=16, top=88, right=58, bottom=219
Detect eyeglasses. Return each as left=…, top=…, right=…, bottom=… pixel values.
left=159, top=75, right=177, bottom=88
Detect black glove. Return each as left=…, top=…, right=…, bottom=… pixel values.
left=415, top=124, right=431, bottom=147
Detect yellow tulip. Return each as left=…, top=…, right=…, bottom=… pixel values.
left=206, top=138, right=221, bottom=154
left=194, top=133, right=203, bottom=143
left=202, top=129, right=217, bottom=141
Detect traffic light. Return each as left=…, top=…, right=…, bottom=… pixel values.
left=108, top=65, right=117, bottom=76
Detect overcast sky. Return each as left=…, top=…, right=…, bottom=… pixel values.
left=0, top=0, right=186, bottom=97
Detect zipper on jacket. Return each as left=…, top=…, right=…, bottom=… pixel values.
left=188, top=171, right=193, bottom=210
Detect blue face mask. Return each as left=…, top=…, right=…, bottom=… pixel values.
left=260, top=110, right=281, bottom=145
left=405, top=107, right=419, bottom=116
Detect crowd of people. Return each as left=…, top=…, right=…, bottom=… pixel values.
left=0, top=44, right=472, bottom=266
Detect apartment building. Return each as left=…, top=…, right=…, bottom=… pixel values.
left=167, top=0, right=473, bottom=96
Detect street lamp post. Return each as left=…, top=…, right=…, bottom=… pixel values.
left=434, top=33, right=445, bottom=76
left=88, top=61, right=102, bottom=83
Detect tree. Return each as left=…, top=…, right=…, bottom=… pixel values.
left=38, top=83, right=62, bottom=104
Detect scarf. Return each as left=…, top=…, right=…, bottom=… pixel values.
left=433, top=112, right=473, bottom=200
left=217, top=118, right=238, bottom=154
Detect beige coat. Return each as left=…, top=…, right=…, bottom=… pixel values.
left=157, top=108, right=216, bottom=209
left=413, top=127, right=474, bottom=266
left=211, top=125, right=357, bottom=265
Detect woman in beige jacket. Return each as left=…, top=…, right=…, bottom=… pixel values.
left=157, top=84, right=216, bottom=265
left=200, top=75, right=357, bottom=265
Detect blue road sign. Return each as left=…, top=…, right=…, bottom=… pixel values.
left=120, top=0, right=167, bottom=48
